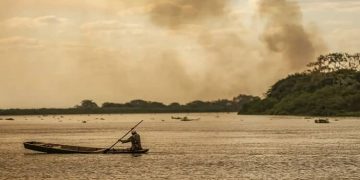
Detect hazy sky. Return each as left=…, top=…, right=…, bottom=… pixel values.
left=0, top=0, right=359, bottom=108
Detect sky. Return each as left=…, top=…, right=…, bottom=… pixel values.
left=0, top=0, right=359, bottom=108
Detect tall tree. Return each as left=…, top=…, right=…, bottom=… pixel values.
left=76, top=100, right=99, bottom=109
left=307, top=53, right=360, bottom=73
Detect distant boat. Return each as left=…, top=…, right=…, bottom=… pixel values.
left=23, top=141, right=149, bottom=154
left=180, top=117, right=200, bottom=121
left=314, top=119, right=330, bottom=123
left=171, top=116, right=183, bottom=120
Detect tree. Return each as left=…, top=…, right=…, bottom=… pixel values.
left=233, top=94, right=261, bottom=110
left=76, top=100, right=99, bottom=109
left=101, top=102, right=124, bottom=108
left=169, top=102, right=181, bottom=108
left=239, top=52, right=360, bottom=116
left=307, top=53, right=360, bottom=73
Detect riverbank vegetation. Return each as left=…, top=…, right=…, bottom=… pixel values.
left=239, top=53, right=360, bottom=116
left=0, top=95, right=259, bottom=115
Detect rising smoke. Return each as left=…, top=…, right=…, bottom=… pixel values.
left=149, top=0, right=229, bottom=29
left=257, top=0, right=323, bottom=69
left=0, top=0, right=326, bottom=108
left=146, top=0, right=325, bottom=98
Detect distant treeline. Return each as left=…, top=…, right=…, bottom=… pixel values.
left=0, top=95, right=259, bottom=115
left=3, top=52, right=358, bottom=117
left=239, top=53, right=360, bottom=116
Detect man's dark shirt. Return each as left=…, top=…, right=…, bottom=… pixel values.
left=122, top=133, right=142, bottom=150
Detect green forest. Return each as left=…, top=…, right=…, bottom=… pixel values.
left=239, top=53, right=360, bottom=116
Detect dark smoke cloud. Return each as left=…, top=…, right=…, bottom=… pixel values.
left=146, top=0, right=326, bottom=99
left=257, top=0, right=323, bottom=69
left=147, top=0, right=280, bottom=98
left=149, top=0, right=229, bottom=29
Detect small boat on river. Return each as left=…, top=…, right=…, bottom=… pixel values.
left=180, top=117, right=200, bottom=121
left=171, top=116, right=183, bottom=119
left=23, top=141, right=149, bottom=154
left=314, top=118, right=330, bottom=123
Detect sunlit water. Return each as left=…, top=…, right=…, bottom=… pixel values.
left=0, top=113, right=359, bottom=179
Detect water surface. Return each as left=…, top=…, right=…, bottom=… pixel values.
left=0, top=113, right=359, bottom=179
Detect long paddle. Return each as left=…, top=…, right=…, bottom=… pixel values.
left=103, top=120, right=143, bottom=153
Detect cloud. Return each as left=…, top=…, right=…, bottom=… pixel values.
left=326, top=27, right=360, bottom=53
left=0, top=36, right=42, bottom=50
left=3, top=15, right=67, bottom=29
left=300, top=0, right=360, bottom=13
left=36, top=15, right=67, bottom=24
left=81, top=20, right=142, bottom=32
left=117, top=5, right=152, bottom=17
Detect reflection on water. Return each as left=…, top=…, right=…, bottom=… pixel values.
left=0, top=113, right=360, bottom=179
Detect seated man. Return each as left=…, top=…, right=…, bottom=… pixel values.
left=120, top=130, right=142, bottom=151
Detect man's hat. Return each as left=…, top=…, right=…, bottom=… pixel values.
left=131, top=130, right=137, bottom=134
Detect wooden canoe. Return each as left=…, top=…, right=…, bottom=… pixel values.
left=23, top=141, right=149, bottom=154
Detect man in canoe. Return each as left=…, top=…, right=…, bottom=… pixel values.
left=120, top=130, right=142, bottom=151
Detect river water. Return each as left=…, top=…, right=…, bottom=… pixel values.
left=0, top=113, right=359, bottom=179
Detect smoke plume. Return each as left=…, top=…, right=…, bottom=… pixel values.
left=149, top=0, right=229, bottom=29
left=257, top=0, right=324, bottom=69
left=147, top=0, right=325, bottom=97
